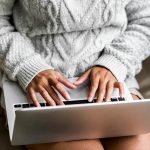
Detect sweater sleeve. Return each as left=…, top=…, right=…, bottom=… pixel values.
left=93, top=0, right=150, bottom=82
left=0, top=0, right=53, bottom=91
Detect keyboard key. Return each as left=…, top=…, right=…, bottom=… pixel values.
left=118, top=97, right=125, bottom=101
left=64, top=100, right=91, bottom=105
left=30, top=103, right=35, bottom=107
left=22, top=104, right=29, bottom=108
left=14, top=104, right=21, bottom=108
left=40, top=103, right=46, bottom=107
left=111, top=98, right=118, bottom=102
left=46, top=103, right=49, bottom=106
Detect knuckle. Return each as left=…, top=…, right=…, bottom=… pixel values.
left=37, top=84, right=42, bottom=89
left=54, top=82, right=61, bottom=88
left=107, top=85, right=112, bottom=89
left=37, top=74, right=47, bottom=81
left=50, top=93, right=56, bottom=99
left=35, top=73, right=42, bottom=80
left=98, top=82, right=105, bottom=89
left=47, top=88, right=52, bottom=95
left=91, top=82, right=97, bottom=88
left=117, top=82, right=123, bottom=89
left=39, top=89, right=46, bottom=95
left=91, top=70, right=100, bottom=77
left=48, top=76, right=54, bottom=84
left=119, top=82, right=123, bottom=87
left=99, top=78, right=104, bottom=84
left=108, top=83, right=114, bottom=88
left=99, top=87, right=105, bottom=93
left=90, top=69, right=96, bottom=76
left=27, top=81, right=35, bottom=89
left=92, top=71, right=100, bottom=77
left=55, top=71, right=61, bottom=77
left=40, top=76, right=46, bottom=81
left=41, top=91, right=47, bottom=96
left=37, top=82, right=43, bottom=87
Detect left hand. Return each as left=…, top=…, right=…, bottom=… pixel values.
left=73, top=66, right=124, bottom=102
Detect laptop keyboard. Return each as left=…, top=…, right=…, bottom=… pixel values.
left=14, top=97, right=125, bottom=109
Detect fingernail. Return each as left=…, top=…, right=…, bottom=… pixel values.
left=73, top=82, right=78, bottom=85
left=66, top=94, right=71, bottom=100
left=73, top=80, right=80, bottom=85
left=88, top=97, right=93, bottom=102
left=52, top=101, right=57, bottom=106
left=72, top=84, right=77, bottom=88
left=36, top=103, right=41, bottom=107
left=120, top=94, right=123, bottom=98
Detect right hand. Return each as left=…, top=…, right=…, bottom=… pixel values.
left=26, top=69, right=77, bottom=107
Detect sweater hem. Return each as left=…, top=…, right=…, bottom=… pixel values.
left=17, top=56, right=54, bottom=92
left=93, top=54, right=128, bottom=82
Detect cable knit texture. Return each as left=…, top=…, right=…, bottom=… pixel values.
left=0, top=0, right=150, bottom=91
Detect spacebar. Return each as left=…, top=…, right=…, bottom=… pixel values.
left=63, top=99, right=95, bottom=105
left=63, top=97, right=125, bottom=105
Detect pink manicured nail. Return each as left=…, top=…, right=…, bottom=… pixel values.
left=73, top=80, right=81, bottom=85
left=72, top=84, right=77, bottom=88
left=66, top=94, right=71, bottom=100
left=73, top=81, right=78, bottom=85
left=88, top=97, right=93, bottom=102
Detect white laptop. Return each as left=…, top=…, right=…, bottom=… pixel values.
left=2, top=77, right=150, bottom=146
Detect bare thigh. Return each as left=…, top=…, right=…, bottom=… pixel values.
left=101, top=133, right=150, bottom=150
left=26, top=139, right=104, bottom=150
left=101, top=94, right=150, bottom=150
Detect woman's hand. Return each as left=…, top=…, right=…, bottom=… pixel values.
left=26, top=69, right=77, bottom=107
left=73, top=66, right=124, bottom=102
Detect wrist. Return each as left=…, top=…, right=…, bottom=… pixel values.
left=93, top=54, right=127, bottom=82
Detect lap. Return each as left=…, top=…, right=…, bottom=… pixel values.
left=101, top=133, right=150, bottom=150
left=26, top=139, right=104, bottom=150
left=26, top=134, right=150, bottom=150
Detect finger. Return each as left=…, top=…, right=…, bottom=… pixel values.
left=44, top=85, right=64, bottom=105
left=58, top=75, right=77, bottom=89
left=97, top=80, right=107, bottom=102
left=114, top=82, right=124, bottom=97
left=38, top=86, right=56, bottom=106
left=104, top=81, right=114, bottom=102
left=28, top=88, right=40, bottom=107
left=73, top=70, right=91, bottom=86
left=88, top=74, right=100, bottom=102
left=50, top=79, right=71, bottom=100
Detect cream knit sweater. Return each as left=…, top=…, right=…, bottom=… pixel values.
left=0, top=0, right=150, bottom=91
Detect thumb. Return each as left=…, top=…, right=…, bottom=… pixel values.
left=73, top=69, right=91, bottom=86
